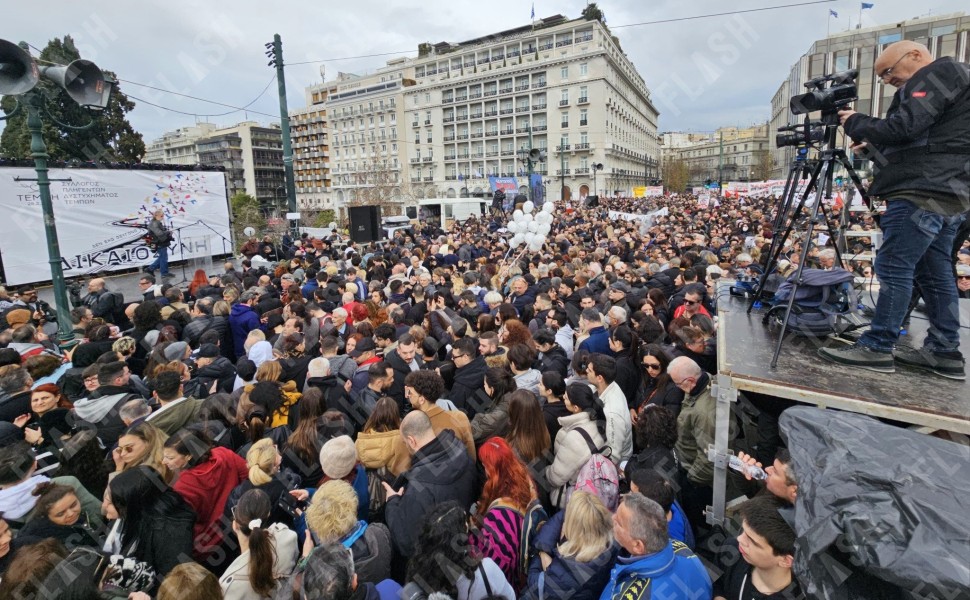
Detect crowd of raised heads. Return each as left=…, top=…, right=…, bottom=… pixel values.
left=0, top=191, right=881, bottom=599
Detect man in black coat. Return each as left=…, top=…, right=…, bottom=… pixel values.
left=445, top=337, right=487, bottom=417
left=181, top=298, right=214, bottom=349
left=383, top=333, right=421, bottom=415
left=534, top=329, right=570, bottom=378
left=383, top=411, right=477, bottom=558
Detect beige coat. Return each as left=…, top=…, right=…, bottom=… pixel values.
left=219, top=522, right=298, bottom=600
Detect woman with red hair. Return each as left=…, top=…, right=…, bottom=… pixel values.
left=23, top=384, right=72, bottom=452
left=500, top=318, right=537, bottom=351
left=350, top=302, right=370, bottom=325
left=187, top=268, right=209, bottom=300
left=472, top=436, right=539, bottom=590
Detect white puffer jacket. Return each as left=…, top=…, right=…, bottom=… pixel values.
left=544, top=411, right=606, bottom=507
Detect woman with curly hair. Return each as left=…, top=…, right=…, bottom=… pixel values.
left=500, top=318, right=536, bottom=351
left=472, top=436, right=539, bottom=589
left=405, top=501, right=514, bottom=600
left=625, top=403, right=680, bottom=481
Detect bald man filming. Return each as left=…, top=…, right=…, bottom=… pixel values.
left=819, top=41, right=969, bottom=380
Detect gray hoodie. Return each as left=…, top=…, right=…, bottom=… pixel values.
left=514, top=369, right=542, bottom=394
left=72, top=392, right=131, bottom=424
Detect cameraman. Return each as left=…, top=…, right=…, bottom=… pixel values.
left=819, top=41, right=969, bottom=380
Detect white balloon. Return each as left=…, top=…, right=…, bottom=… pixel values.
left=524, top=232, right=536, bottom=244
left=523, top=201, right=535, bottom=214
left=527, top=221, right=539, bottom=233
left=511, top=234, right=524, bottom=247
left=529, top=241, right=543, bottom=252
left=507, top=221, right=519, bottom=234
left=537, top=223, right=551, bottom=235
left=513, top=209, right=524, bottom=221
left=535, top=211, right=552, bottom=224
left=543, top=202, right=555, bottom=213
left=522, top=213, right=534, bottom=223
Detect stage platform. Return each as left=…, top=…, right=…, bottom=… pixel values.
left=715, top=291, right=970, bottom=434
left=706, top=284, right=969, bottom=526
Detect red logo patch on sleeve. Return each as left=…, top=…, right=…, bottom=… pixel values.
left=912, top=91, right=927, bottom=98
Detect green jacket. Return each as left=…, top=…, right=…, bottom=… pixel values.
left=147, top=396, right=203, bottom=436
left=674, top=375, right=736, bottom=486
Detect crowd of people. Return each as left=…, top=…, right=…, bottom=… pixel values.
left=0, top=186, right=962, bottom=600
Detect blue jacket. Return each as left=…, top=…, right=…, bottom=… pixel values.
left=599, top=541, right=712, bottom=600
left=579, top=326, right=613, bottom=357
left=228, top=303, right=262, bottom=358
left=669, top=501, right=695, bottom=550
left=301, top=279, right=319, bottom=300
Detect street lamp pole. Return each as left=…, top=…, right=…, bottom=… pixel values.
left=592, top=163, right=604, bottom=199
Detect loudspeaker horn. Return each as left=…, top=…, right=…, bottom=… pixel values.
left=529, top=148, right=542, bottom=161
left=41, top=59, right=111, bottom=110
left=0, top=39, right=39, bottom=96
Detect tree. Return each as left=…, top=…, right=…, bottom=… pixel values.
left=754, top=149, right=774, bottom=182
left=581, top=3, right=622, bottom=51
left=345, top=157, right=415, bottom=219
left=312, top=209, right=337, bottom=228
left=0, top=35, right=145, bottom=163
left=230, top=192, right=266, bottom=251
left=663, top=158, right=691, bottom=193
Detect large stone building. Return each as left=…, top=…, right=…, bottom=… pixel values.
left=144, top=123, right=217, bottom=165
left=308, top=13, right=659, bottom=218
left=290, top=76, right=337, bottom=212
left=195, top=121, right=285, bottom=210
left=664, top=124, right=771, bottom=186
left=769, top=12, right=970, bottom=179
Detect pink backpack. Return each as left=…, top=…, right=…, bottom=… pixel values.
left=565, top=428, right=619, bottom=511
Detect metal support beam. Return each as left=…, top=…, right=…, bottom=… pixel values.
left=706, top=374, right=737, bottom=527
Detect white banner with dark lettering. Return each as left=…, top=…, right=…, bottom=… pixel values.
left=0, top=168, right=230, bottom=285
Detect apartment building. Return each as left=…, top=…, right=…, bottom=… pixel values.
left=770, top=12, right=969, bottom=178
left=666, top=124, right=771, bottom=186
left=144, top=123, right=217, bottom=165
left=290, top=78, right=337, bottom=211
left=195, top=121, right=285, bottom=209
left=318, top=14, right=659, bottom=214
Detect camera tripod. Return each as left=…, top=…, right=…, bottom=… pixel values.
left=749, top=112, right=873, bottom=367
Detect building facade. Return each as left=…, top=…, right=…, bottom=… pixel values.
left=144, top=123, right=217, bottom=165
left=311, top=14, right=659, bottom=217
left=195, top=121, right=284, bottom=210
left=290, top=77, right=336, bottom=212
left=770, top=12, right=970, bottom=178
left=665, top=124, right=771, bottom=186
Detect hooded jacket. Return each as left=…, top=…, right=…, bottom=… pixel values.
left=172, top=446, right=249, bottom=558
left=229, top=303, right=263, bottom=358
left=599, top=541, right=711, bottom=600
left=470, top=392, right=512, bottom=444
left=147, top=396, right=204, bottom=436
left=71, top=385, right=140, bottom=447
left=513, top=368, right=543, bottom=394
left=446, top=355, right=487, bottom=417
left=384, top=429, right=477, bottom=557
left=355, top=429, right=410, bottom=477
left=192, top=356, right=238, bottom=395
left=545, top=412, right=606, bottom=507
left=306, top=375, right=367, bottom=434
left=537, top=345, right=570, bottom=378
left=384, top=347, right=421, bottom=414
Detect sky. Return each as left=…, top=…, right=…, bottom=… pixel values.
left=2, top=0, right=966, bottom=144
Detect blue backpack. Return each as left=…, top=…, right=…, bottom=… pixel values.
left=765, top=268, right=860, bottom=337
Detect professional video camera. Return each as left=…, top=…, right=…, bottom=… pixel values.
left=790, top=69, right=858, bottom=115
left=775, top=121, right=825, bottom=148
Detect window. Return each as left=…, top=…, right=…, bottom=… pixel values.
left=580, top=109, right=588, bottom=125
left=561, top=66, right=568, bottom=79
left=580, top=132, right=588, bottom=144
left=561, top=112, right=568, bottom=127
left=878, top=32, right=902, bottom=44
left=932, top=24, right=956, bottom=36
left=425, top=93, right=431, bottom=103
left=580, top=63, right=588, bottom=76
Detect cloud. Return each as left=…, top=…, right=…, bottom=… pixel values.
left=2, top=0, right=965, bottom=143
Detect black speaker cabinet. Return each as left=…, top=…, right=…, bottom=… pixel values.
left=584, top=195, right=599, bottom=208
left=348, top=205, right=382, bottom=243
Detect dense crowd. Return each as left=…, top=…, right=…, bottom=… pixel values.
left=0, top=191, right=963, bottom=600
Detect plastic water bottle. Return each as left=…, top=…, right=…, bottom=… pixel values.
left=728, top=455, right=767, bottom=480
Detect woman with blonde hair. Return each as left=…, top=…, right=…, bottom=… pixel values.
left=223, top=438, right=297, bottom=529
left=158, top=562, right=223, bottom=600
left=112, top=421, right=171, bottom=483
left=526, top=491, right=618, bottom=600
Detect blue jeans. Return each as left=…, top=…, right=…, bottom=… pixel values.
left=148, top=246, right=169, bottom=276
left=858, top=200, right=963, bottom=354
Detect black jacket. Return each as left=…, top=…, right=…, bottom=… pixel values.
left=537, top=345, right=570, bottom=379
left=613, top=354, right=640, bottom=409
left=384, top=348, right=421, bottom=414
left=306, top=375, right=367, bottom=434
left=844, top=56, right=970, bottom=210
left=204, top=315, right=234, bottom=362
left=0, top=390, right=31, bottom=424
left=190, top=356, right=237, bottom=395
left=18, top=514, right=100, bottom=550
left=446, top=355, right=487, bottom=417
left=124, top=489, right=195, bottom=578
left=384, top=429, right=477, bottom=557
left=181, top=315, right=212, bottom=349
left=635, top=377, right=685, bottom=417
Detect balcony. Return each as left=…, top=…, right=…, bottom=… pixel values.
left=410, top=177, right=421, bottom=183
left=556, top=39, right=573, bottom=47
left=469, top=93, right=483, bottom=99
left=445, top=175, right=458, bottom=180
left=484, top=110, right=498, bottom=117
left=485, top=131, right=498, bottom=138
left=579, top=120, right=588, bottom=126
left=486, top=151, right=499, bottom=157
left=499, top=87, right=513, bottom=94
left=471, top=132, right=483, bottom=139
left=556, top=144, right=571, bottom=151
left=515, top=106, right=529, bottom=113
left=471, top=152, right=484, bottom=159
left=575, top=142, right=590, bottom=150
left=410, top=157, right=421, bottom=164
left=493, top=54, right=504, bottom=61
left=458, top=154, right=470, bottom=159
left=508, top=50, right=520, bottom=58
left=532, top=103, right=547, bottom=110
left=455, top=95, right=468, bottom=102
left=501, top=128, right=514, bottom=135
left=533, top=125, right=547, bottom=132
left=578, top=97, right=589, bottom=104
left=423, top=176, right=434, bottom=181
left=575, top=167, right=589, bottom=174
left=484, top=90, right=497, bottom=97
left=443, top=116, right=455, bottom=123
left=424, top=119, right=431, bottom=125
left=477, top=57, right=490, bottom=64
left=423, top=156, right=433, bottom=162
left=556, top=168, right=571, bottom=175
left=501, top=149, right=515, bottom=156
left=576, top=34, right=593, bottom=42
left=559, top=99, right=569, bottom=106
left=561, top=122, right=569, bottom=128
left=443, top=97, right=454, bottom=104
left=516, top=126, right=531, bottom=133
left=445, top=155, right=457, bottom=160
left=539, top=43, right=553, bottom=50
left=457, top=134, right=470, bottom=140
left=500, top=108, right=514, bottom=115
left=524, top=46, right=536, bottom=54
left=533, top=81, right=547, bottom=89
left=457, top=114, right=468, bottom=121
left=444, top=135, right=456, bottom=142
left=515, top=84, right=530, bottom=91
left=412, top=121, right=419, bottom=127
left=470, top=112, right=483, bottom=119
